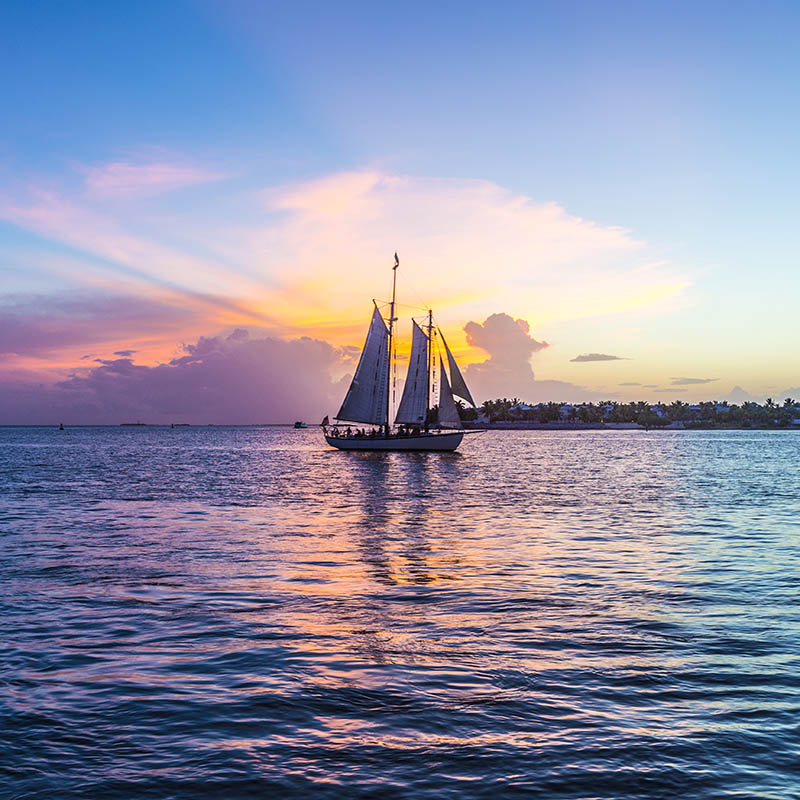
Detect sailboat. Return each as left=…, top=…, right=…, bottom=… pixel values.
left=323, top=255, right=482, bottom=452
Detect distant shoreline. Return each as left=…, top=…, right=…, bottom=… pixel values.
left=465, top=421, right=800, bottom=431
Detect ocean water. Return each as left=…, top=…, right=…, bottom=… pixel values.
left=1, top=426, right=799, bottom=799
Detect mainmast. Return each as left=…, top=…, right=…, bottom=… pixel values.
left=386, top=252, right=399, bottom=431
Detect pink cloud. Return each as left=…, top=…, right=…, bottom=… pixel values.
left=0, top=294, right=202, bottom=361
left=0, top=189, right=269, bottom=324
left=83, top=160, right=225, bottom=197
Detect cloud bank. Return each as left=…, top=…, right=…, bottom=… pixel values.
left=0, top=329, right=348, bottom=425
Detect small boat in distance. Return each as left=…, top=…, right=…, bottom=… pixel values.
left=323, top=254, right=482, bottom=452
left=294, top=421, right=308, bottom=428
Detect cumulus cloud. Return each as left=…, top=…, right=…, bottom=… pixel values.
left=463, top=313, right=547, bottom=398
left=670, top=377, right=718, bottom=385
left=459, top=312, right=600, bottom=401
left=570, top=353, right=627, bottom=362
left=0, top=329, right=349, bottom=425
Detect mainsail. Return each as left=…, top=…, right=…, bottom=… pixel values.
left=439, top=331, right=476, bottom=408
left=437, top=360, right=463, bottom=429
left=395, top=320, right=429, bottom=425
left=336, top=306, right=389, bottom=425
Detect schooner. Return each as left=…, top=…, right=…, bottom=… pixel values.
left=323, top=255, right=482, bottom=452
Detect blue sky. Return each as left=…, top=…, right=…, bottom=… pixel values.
left=1, top=0, right=799, bottom=418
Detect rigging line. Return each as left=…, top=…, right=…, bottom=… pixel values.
left=375, top=300, right=429, bottom=315
left=395, top=262, right=431, bottom=313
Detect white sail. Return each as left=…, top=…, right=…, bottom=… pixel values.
left=395, top=320, right=429, bottom=425
left=336, top=306, right=389, bottom=425
left=437, top=360, right=463, bottom=429
left=439, top=331, right=476, bottom=407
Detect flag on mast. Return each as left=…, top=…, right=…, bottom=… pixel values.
left=394, top=252, right=399, bottom=268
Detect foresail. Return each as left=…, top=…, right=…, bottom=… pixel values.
left=395, top=320, right=429, bottom=425
left=437, top=361, right=463, bottom=429
left=439, top=332, right=476, bottom=407
left=336, top=306, right=389, bottom=425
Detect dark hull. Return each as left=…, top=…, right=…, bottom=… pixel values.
left=324, top=431, right=465, bottom=451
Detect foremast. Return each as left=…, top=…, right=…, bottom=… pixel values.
left=386, top=253, right=399, bottom=431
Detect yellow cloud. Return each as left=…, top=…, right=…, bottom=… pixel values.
left=248, top=170, right=689, bottom=350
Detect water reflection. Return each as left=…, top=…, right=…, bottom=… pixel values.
left=350, top=453, right=395, bottom=586
left=347, top=452, right=469, bottom=588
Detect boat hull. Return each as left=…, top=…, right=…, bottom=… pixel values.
left=325, top=431, right=464, bottom=451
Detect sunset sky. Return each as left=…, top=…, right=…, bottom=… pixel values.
left=2, top=1, right=799, bottom=422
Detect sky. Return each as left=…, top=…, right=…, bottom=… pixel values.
left=1, top=0, right=799, bottom=423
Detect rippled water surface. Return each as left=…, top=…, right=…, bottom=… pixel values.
left=2, top=426, right=799, bottom=799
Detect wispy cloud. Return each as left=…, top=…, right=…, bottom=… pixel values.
left=571, top=353, right=628, bottom=362
left=83, top=160, right=225, bottom=198
left=619, top=381, right=641, bottom=386
left=655, top=387, right=688, bottom=393
left=253, top=170, right=690, bottom=335
left=0, top=188, right=271, bottom=328
left=670, top=377, right=718, bottom=385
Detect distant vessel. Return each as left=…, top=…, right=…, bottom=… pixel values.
left=323, top=255, right=481, bottom=452
left=294, top=421, right=308, bottom=428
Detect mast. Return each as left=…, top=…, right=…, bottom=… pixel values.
left=386, top=253, right=399, bottom=431
left=426, top=308, right=433, bottom=429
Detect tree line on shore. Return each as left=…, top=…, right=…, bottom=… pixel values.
left=455, top=397, right=800, bottom=428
